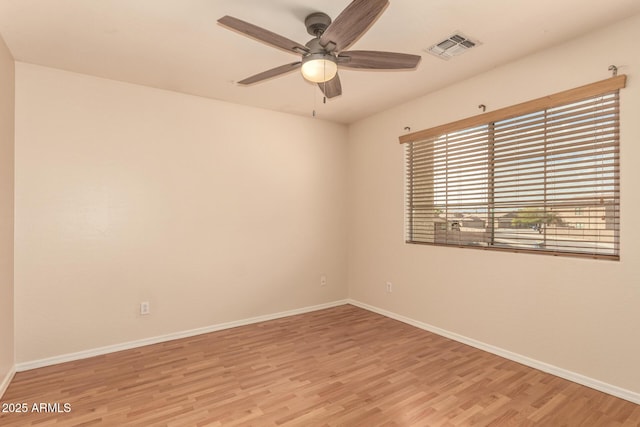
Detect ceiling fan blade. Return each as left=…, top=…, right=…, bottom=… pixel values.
left=238, top=62, right=302, bottom=85
left=319, top=0, right=389, bottom=52
left=318, top=74, right=342, bottom=98
left=218, top=15, right=308, bottom=55
left=338, top=50, right=421, bottom=69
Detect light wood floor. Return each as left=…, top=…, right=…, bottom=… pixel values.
left=1, top=305, right=638, bottom=426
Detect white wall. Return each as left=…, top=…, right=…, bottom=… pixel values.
left=14, top=63, right=349, bottom=363
left=0, top=33, right=15, bottom=396
left=347, top=14, right=640, bottom=395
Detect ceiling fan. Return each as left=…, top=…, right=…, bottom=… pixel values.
left=218, top=0, right=421, bottom=98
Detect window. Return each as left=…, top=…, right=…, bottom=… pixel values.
left=402, top=76, right=625, bottom=260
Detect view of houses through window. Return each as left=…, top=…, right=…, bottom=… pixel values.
left=406, top=91, right=620, bottom=259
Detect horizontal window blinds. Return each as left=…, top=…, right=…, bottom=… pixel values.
left=405, top=77, right=624, bottom=260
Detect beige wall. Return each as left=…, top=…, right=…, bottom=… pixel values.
left=0, top=33, right=15, bottom=393
left=347, top=14, right=640, bottom=394
left=14, top=63, right=348, bottom=362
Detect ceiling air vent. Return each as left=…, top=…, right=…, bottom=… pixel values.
left=426, top=33, right=480, bottom=60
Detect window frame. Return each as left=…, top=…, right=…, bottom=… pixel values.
left=400, top=76, right=626, bottom=260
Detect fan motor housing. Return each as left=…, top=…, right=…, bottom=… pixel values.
left=305, top=12, right=331, bottom=36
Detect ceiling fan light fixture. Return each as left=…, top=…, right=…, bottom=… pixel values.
left=301, top=54, right=338, bottom=83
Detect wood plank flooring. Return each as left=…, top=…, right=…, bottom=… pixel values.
left=1, top=304, right=638, bottom=426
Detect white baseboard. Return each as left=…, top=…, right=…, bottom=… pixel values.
left=16, top=299, right=349, bottom=372
left=347, top=299, right=640, bottom=405
left=0, top=366, right=16, bottom=400
left=14, top=298, right=639, bottom=405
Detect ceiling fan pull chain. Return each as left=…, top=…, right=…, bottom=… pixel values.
left=323, top=61, right=327, bottom=101
left=322, top=63, right=327, bottom=104
left=312, top=82, right=319, bottom=117
left=323, top=79, right=327, bottom=103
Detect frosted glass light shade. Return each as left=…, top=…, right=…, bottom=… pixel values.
left=301, top=57, right=338, bottom=83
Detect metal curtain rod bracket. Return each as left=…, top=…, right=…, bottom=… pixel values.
left=608, top=65, right=618, bottom=77
left=478, top=104, right=486, bottom=112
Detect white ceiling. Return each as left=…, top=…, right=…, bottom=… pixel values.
left=1, top=0, right=639, bottom=124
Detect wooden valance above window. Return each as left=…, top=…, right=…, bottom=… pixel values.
left=399, top=75, right=627, bottom=145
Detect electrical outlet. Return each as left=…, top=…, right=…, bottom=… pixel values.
left=320, top=275, right=327, bottom=287
left=140, top=301, right=150, bottom=315
left=386, top=282, right=393, bottom=293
